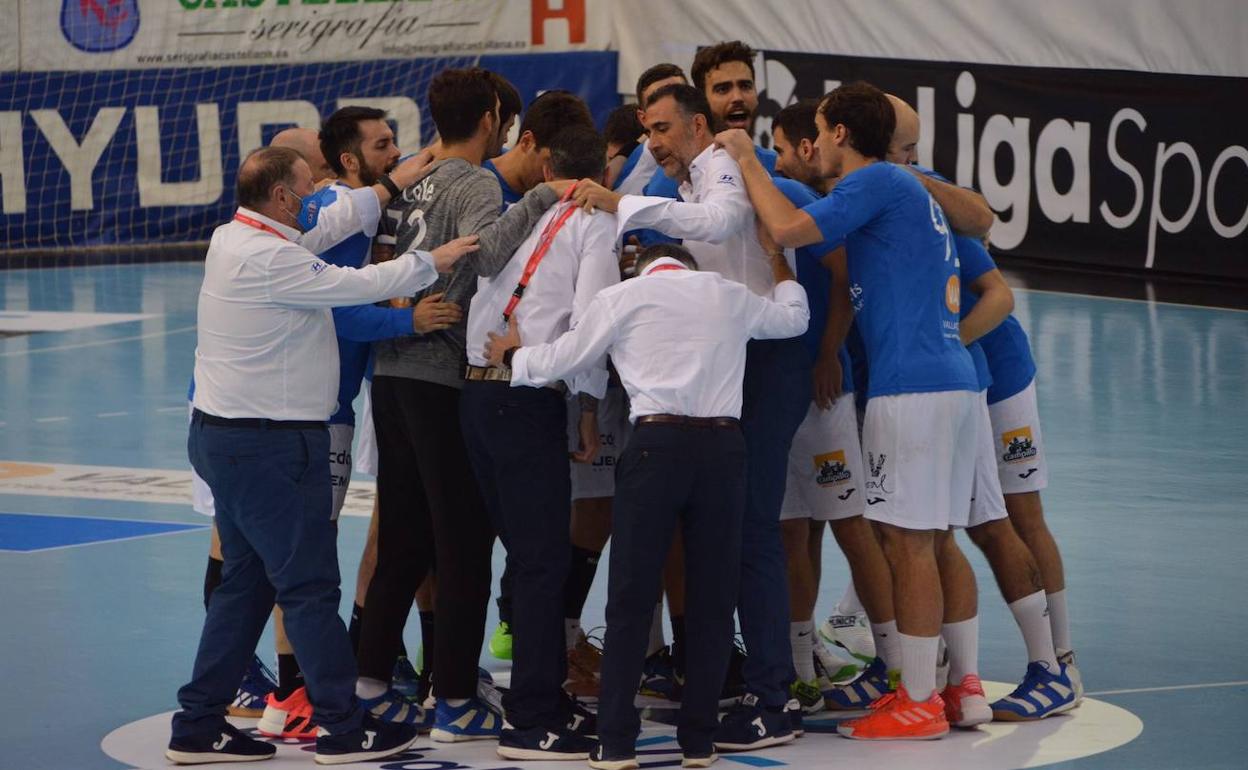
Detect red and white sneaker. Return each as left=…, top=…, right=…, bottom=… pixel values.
left=836, top=685, right=949, bottom=741
left=941, top=674, right=992, bottom=728
left=256, top=686, right=319, bottom=740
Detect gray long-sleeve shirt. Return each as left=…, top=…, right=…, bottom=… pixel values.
left=372, top=157, right=559, bottom=388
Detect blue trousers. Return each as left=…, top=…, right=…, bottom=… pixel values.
left=739, top=338, right=813, bottom=707
left=173, top=413, right=362, bottom=739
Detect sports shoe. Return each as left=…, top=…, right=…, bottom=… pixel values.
left=227, top=655, right=277, bottom=718
left=785, top=698, right=805, bottom=738
left=941, top=674, right=992, bottom=727
left=566, top=634, right=602, bottom=698
left=563, top=694, right=599, bottom=738
left=430, top=697, right=502, bottom=742
left=257, top=686, right=318, bottom=740
left=497, top=723, right=595, bottom=760
left=836, top=686, right=949, bottom=741
left=478, top=674, right=506, bottom=717
left=712, top=694, right=795, bottom=751
left=819, top=609, right=875, bottom=664
left=392, top=655, right=421, bottom=700
left=790, top=678, right=825, bottom=714
left=314, top=714, right=417, bottom=765
left=1059, top=650, right=1084, bottom=703
left=167, top=721, right=276, bottom=765
left=823, top=657, right=893, bottom=711
left=814, top=635, right=861, bottom=684
left=639, top=645, right=683, bottom=701
left=588, top=744, right=639, bottom=770
left=991, top=661, right=1080, bottom=721
left=682, top=751, right=718, bottom=767
left=360, top=688, right=434, bottom=732
left=489, top=622, right=513, bottom=661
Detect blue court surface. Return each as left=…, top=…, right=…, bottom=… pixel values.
left=1, top=261, right=1246, bottom=769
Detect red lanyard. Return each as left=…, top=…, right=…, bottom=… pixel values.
left=234, top=212, right=289, bottom=241
left=646, top=263, right=687, bottom=274
left=502, top=182, right=580, bottom=322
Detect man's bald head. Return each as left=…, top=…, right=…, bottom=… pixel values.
left=271, top=127, right=333, bottom=183
left=886, top=94, right=920, bottom=165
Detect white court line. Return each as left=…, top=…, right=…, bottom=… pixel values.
left=1087, top=680, right=1248, bottom=697
left=34, top=416, right=68, bottom=423
left=97, top=412, right=129, bottom=418
left=0, top=324, right=197, bottom=357
left=1014, top=287, right=1248, bottom=314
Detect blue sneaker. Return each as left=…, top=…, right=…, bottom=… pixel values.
left=563, top=695, right=598, bottom=738
left=713, top=693, right=795, bottom=751
left=785, top=698, right=805, bottom=737
left=360, top=688, right=434, bottom=733
left=497, top=723, right=595, bottom=760
left=588, top=743, right=639, bottom=769
left=639, top=645, right=683, bottom=701
left=991, top=661, right=1080, bottom=721
left=227, top=655, right=277, bottom=718
left=392, top=655, right=421, bottom=700
left=314, top=713, right=418, bottom=765
left=167, top=721, right=276, bottom=765
left=430, top=697, right=503, bottom=743
left=823, top=656, right=893, bottom=711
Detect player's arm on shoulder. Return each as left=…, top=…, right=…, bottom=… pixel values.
left=264, top=240, right=432, bottom=308
left=904, top=165, right=994, bottom=237
left=464, top=174, right=558, bottom=278
left=744, top=277, right=809, bottom=341
left=295, top=186, right=382, bottom=254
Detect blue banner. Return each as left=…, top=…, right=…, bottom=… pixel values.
left=1, top=51, right=619, bottom=250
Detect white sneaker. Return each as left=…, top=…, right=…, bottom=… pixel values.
left=1058, top=650, right=1084, bottom=705
left=813, top=635, right=861, bottom=684
left=819, top=609, right=875, bottom=664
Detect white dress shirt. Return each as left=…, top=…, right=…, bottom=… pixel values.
left=511, top=257, right=809, bottom=421
left=615, top=144, right=790, bottom=296
left=466, top=204, right=620, bottom=397
left=193, top=207, right=439, bottom=421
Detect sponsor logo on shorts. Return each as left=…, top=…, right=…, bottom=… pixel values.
left=1001, top=427, right=1039, bottom=463
left=1018, top=468, right=1039, bottom=479
left=814, top=451, right=852, bottom=486
left=864, top=451, right=891, bottom=504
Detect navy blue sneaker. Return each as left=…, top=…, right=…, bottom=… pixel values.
left=564, top=695, right=598, bottom=738
left=588, top=743, right=639, bottom=769
left=713, top=694, right=795, bottom=751
left=392, top=655, right=421, bottom=700
left=497, top=723, right=595, bottom=760
left=166, top=721, right=276, bottom=765
left=785, top=698, right=804, bottom=738
left=639, top=645, right=683, bottom=701
left=314, top=714, right=418, bottom=765
left=228, top=655, right=277, bottom=718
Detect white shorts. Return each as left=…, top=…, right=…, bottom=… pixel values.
left=988, top=379, right=1049, bottom=495
left=861, top=390, right=978, bottom=531
left=780, top=395, right=866, bottom=522
left=964, top=392, right=1009, bottom=528
left=189, top=402, right=215, bottom=516
left=355, top=380, right=379, bottom=477
left=568, top=386, right=630, bottom=501
left=328, top=423, right=355, bottom=522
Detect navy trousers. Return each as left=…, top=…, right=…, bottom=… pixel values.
left=461, top=381, right=572, bottom=730
left=739, top=338, right=813, bottom=707
left=597, top=422, right=746, bottom=755
left=173, top=413, right=361, bottom=740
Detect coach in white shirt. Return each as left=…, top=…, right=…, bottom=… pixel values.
left=485, top=242, right=808, bottom=768
left=169, top=146, right=477, bottom=767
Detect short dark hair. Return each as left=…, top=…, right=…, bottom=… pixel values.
left=637, top=242, right=699, bottom=271
left=237, top=146, right=301, bottom=209
left=773, top=99, right=819, bottom=145
left=490, top=72, right=523, bottom=127
left=319, top=106, right=387, bottom=177
left=691, top=41, right=756, bottom=92
left=547, top=125, right=606, bottom=180
left=635, top=62, right=687, bottom=105
left=645, top=83, right=713, bottom=127
left=818, top=82, right=895, bottom=161
left=517, top=90, right=595, bottom=149
left=603, top=104, right=645, bottom=148
left=428, top=67, right=497, bottom=144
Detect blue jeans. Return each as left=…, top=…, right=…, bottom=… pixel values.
left=172, top=413, right=362, bottom=739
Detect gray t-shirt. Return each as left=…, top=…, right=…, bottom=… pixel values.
left=372, top=158, right=558, bottom=388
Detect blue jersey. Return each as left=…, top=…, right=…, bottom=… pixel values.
left=776, top=177, right=853, bottom=394
left=482, top=158, right=522, bottom=208
left=803, top=162, right=977, bottom=399
left=611, top=141, right=645, bottom=192
left=956, top=234, right=996, bottom=392
left=954, top=235, right=1037, bottom=404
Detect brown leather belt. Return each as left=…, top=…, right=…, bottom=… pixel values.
left=636, top=414, right=740, bottom=430
left=464, top=365, right=567, bottom=394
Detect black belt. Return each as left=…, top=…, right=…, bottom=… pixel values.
left=192, top=408, right=325, bottom=431
left=636, top=414, right=740, bottom=430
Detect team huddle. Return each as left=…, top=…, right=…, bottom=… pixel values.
left=172, top=40, right=1079, bottom=769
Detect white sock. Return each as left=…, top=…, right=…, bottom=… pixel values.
left=355, top=677, right=387, bottom=699
left=565, top=617, right=582, bottom=651
left=791, top=620, right=816, bottom=681
left=444, top=698, right=469, bottom=708
left=647, top=602, right=667, bottom=656
left=837, top=583, right=864, bottom=615
left=1009, top=591, right=1060, bottom=670
left=941, top=617, right=980, bottom=684
left=898, top=632, right=939, bottom=701
left=870, top=619, right=900, bottom=670
left=1046, top=589, right=1072, bottom=655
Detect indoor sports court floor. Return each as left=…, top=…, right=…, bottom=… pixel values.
left=1, top=258, right=1245, bottom=769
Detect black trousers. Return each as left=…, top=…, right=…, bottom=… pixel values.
left=356, top=376, right=494, bottom=698
left=597, top=422, right=746, bottom=756
left=461, top=380, right=572, bottom=729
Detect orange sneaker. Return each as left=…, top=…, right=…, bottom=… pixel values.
left=941, top=674, right=992, bottom=727
left=836, top=685, right=949, bottom=741
left=256, top=686, right=319, bottom=740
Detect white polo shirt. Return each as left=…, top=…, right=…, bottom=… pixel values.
left=511, top=257, right=809, bottom=421
left=192, top=207, right=440, bottom=422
